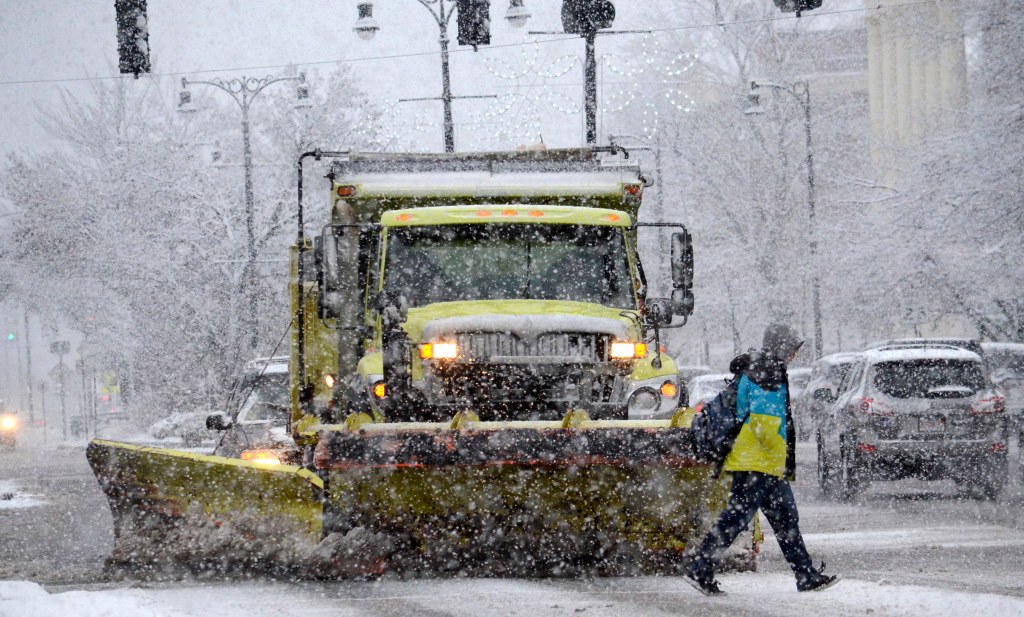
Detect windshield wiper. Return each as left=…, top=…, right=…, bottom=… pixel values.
left=519, top=240, right=533, bottom=298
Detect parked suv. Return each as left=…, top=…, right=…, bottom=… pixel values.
left=207, top=356, right=298, bottom=465
left=817, top=344, right=1007, bottom=501
left=794, top=352, right=863, bottom=442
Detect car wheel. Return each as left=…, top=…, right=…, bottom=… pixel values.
left=838, top=441, right=867, bottom=502
left=816, top=432, right=834, bottom=498
left=975, top=458, right=1008, bottom=501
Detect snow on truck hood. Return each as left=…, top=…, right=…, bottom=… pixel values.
left=403, top=299, right=640, bottom=343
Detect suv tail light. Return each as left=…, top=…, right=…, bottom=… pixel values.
left=851, top=397, right=892, bottom=416
left=970, top=394, right=1004, bottom=415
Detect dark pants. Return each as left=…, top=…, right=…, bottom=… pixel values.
left=688, top=471, right=815, bottom=582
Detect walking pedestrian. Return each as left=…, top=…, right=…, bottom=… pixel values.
left=684, top=323, right=839, bottom=595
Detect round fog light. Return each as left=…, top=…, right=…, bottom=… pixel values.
left=628, top=387, right=661, bottom=416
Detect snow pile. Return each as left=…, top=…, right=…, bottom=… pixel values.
left=0, top=581, right=181, bottom=617
left=0, top=480, right=43, bottom=510
left=2, top=574, right=1023, bottom=617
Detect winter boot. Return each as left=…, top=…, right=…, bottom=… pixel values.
left=684, top=571, right=725, bottom=596
left=797, top=562, right=840, bottom=592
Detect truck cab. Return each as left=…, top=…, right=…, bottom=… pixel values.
left=294, top=148, right=694, bottom=431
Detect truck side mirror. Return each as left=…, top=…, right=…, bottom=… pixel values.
left=670, top=230, right=694, bottom=291
left=317, top=226, right=357, bottom=322
left=646, top=298, right=673, bottom=328
left=671, top=288, right=695, bottom=317
left=205, top=413, right=231, bottom=431
left=670, top=231, right=694, bottom=318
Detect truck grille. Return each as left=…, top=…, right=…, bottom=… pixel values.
left=452, top=332, right=610, bottom=363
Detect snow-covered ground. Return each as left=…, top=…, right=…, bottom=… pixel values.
left=2, top=439, right=1022, bottom=616
left=3, top=574, right=1024, bottom=617
left=0, top=480, right=43, bottom=510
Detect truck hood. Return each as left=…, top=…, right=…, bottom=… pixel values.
left=404, top=300, right=641, bottom=343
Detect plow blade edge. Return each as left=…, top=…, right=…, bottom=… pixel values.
left=87, top=439, right=323, bottom=571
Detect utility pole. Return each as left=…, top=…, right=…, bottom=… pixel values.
left=355, top=1, right=507, bottom=152
left=50, top=340, right=70, bottom=440
left=24, top=311, right=33, bottom=422
left=178, top=73, right=308, bottom=354
left=747, top=80, right=823, bottom=358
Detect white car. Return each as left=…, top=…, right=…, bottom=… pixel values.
left=686, top=373, right=734, bottom=410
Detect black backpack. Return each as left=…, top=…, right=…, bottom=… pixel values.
left=690, top=378, right=743, bottom=477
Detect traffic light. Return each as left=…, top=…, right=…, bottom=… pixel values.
left=773, top=0, right=823, bottom=16
left=457, top=0, right=491, bottom=49
left=561, top=0, right=615, bottom=35
left=6, top=332, right=14, bottom=342
left=114, top=0, right=151, bottom=78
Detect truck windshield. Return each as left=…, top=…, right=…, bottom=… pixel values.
left=385, top=224, right=634, bottom=308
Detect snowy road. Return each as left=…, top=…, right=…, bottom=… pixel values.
left=2, top=433, right=1023, bottom=616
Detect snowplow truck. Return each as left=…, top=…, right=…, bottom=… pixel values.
left=87, top=147, right=758, bottom=577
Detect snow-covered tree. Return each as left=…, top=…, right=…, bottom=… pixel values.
left=0, top=66, right=384, bottom=422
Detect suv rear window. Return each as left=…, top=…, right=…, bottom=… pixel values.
left=872, top=359, right=985, bottom=399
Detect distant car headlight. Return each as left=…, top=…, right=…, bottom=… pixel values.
left=240, top=449, right=283, bottom=466
left=0, top=416, right=17, bottom=431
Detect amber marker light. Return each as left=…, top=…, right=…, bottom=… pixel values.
left=527, top=210, right=544, bottom=217
left=336, top=185, right=357, bottom=197
left=396, top=213, right=413, bottom=222
left=605, top=213, right=620, bottom=222
left=661, top=381, right=678, bottom=398
left=476, top=210, right=493, bottom=218
left=372, top=381, right=387, bottom=398
left=501, top=209, right=519, bottom=216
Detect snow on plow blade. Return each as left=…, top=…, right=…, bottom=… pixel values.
left=87, top=439, right=323, bottom=574
left=313, top=414, right=743, bottom=576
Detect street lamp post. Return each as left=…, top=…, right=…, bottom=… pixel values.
left=179, top=73, right=308, bottom=354
left=746, top=79, right=822, bottom=358
left=354, top=1, right=529, bottom=153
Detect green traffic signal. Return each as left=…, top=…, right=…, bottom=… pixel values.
left=5, top=332, right=13, bottom=342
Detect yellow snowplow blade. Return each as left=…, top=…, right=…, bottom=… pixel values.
left=311, top=413, right=745, bottom=575
left=87, top=439, right=323, bottom=569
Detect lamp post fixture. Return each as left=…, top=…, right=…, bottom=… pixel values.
left=354, top=1, right=529, bottom=153
left=178, top=72, right=308, bottom=354
left=746, top=79, right=822, bottom=358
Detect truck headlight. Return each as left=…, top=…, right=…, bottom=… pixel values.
left=420, top=342, right=459, bottom=360
left=610, top=341, right=647, bottom=359
left=628, top=388, right=661, bottom=415
left=0, top=416, right=17, bottom=431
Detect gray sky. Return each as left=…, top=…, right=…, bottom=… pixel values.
left=0, top=1, right=660, bottom=157
left=0, top=1, right=867, bottom=158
